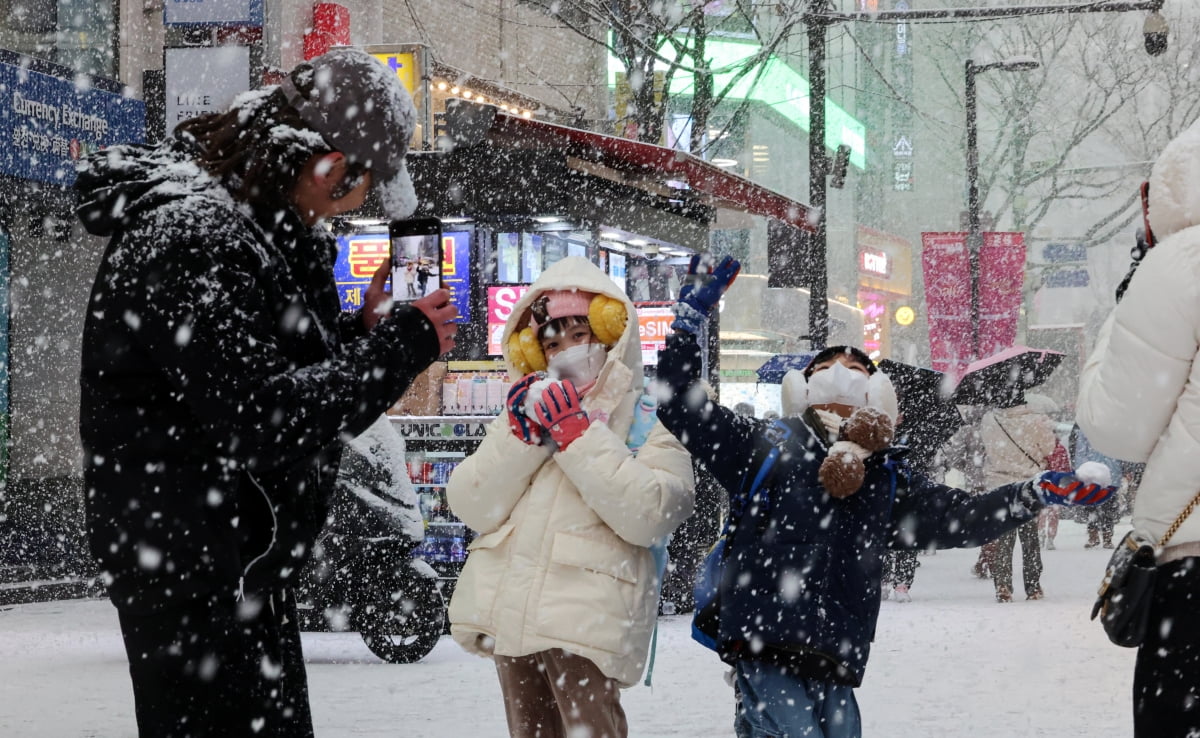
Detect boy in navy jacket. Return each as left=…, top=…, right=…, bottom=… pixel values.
left=655, top=256, right=1116, bottom=738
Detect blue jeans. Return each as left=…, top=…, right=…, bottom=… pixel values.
left=734, top=661, right=862, bottom=738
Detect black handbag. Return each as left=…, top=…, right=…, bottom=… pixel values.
left=1091, top=491, right=1200, bottom=648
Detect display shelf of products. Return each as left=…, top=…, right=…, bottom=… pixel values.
left=440, top=371, right=511, bottom=416
left=406, top=452, right=468, bottom=566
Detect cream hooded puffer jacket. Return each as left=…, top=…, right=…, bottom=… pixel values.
left=1077, top=118, right=1200, bottom=548
left=446, top=257, right=695, bottom=687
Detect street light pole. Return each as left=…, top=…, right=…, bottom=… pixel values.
left=965, top=60, right=983, bottom=361
left=963, top=57, right=1038, bottom=361
left=807, top=16, right=829, bottom=351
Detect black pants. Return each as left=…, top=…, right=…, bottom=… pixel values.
left=991, top=519, right=1042, bottom=596
left=1134, top=557, right=1200, bottom=737
left=882, top=550, right=919, bottom=588
left=117, top=590, right=313, bottom=738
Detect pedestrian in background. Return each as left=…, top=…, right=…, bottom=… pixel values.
left=1070, top=425, right=1123, bottom=548
left=978, top=396, right=1059, bottom=602
left=76, top=48, right=457, bottom=737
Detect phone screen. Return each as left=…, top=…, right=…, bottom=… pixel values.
left=390, top=218, right=442, bottom=302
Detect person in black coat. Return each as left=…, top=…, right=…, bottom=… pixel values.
left=76, top=49, right=458, bottom=737
left=656, top=256, right=1118, bottom=738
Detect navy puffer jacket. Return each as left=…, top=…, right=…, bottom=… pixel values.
left=656, top=333, right=1037, bottom=686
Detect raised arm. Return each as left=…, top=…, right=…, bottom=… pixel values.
left=655, top=332, right=762, bottom=497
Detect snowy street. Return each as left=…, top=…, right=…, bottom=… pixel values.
left=0, top=521, right=1134, bottom=737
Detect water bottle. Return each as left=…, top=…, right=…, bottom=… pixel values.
left=626, top=394, right=658, bottom=453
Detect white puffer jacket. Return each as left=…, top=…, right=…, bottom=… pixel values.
left=1077, top=118, right=1200, bottom=549
left=446, top=257, right=695, bottom=687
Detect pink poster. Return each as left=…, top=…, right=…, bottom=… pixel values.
left=921, top=232, right=1027, bottom=378
left=920, top=232, right=973, bottom=377
left=977, top=232, right=1026, bottom=359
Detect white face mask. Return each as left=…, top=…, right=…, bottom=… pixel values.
left=547, top=342, right=607, bottom=386
left=806, top=361, right=869, bottom=408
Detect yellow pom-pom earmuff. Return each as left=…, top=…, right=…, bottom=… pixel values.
left=588, top=294, right=628, bottom=346
left=507, top=326, right=547, bottom=375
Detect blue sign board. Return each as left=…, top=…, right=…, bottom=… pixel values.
left=335, top=232, right=388, bottom=312
left=1045, top=267, right=1090, bottom=288
left=0, top=61, right=145, bottom=186
left=443, top=231, right=471, bottom=323
left=1042, top=242, right=1087, bottom=263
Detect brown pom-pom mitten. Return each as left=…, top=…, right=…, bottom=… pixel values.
left=842, top=406, right=894, bottom=453
left=819, top=441, right=869, bottom=498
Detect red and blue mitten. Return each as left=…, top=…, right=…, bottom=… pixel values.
left=533, top=380, right=591, bottom=450
left=1035, top=470, right=1116, bottom=506
left=507, top=373, right=545, bottom=445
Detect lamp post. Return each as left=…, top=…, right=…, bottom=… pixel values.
left=964, top=56, right=1039, bottom=360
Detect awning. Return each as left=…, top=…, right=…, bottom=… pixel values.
left=441, top=99, right=816, bottom=233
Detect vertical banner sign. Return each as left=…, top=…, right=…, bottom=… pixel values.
left=977, top=232, right=1026, bottom=358
left=487, top=285, right=531, bottom=355
left=334, top=233, right=389, bottom=311
left=920, top=232, right=973, bottom=377
left=442, top=230, right=471, bottom=323
left=892, top=0, right=914, bottom=191
left=164, top=46, right=251, bottom=136
left=0, top=61, right=146, bottom=185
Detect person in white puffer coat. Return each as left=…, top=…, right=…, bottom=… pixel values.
left=446, top=256, right=695, bottom=738
left=1076, top=118, right=1200, bottom=738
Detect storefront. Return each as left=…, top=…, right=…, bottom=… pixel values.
left=855, top=225, right=914, bottom=361
left=0, top=50, right=145, bottom=595
left=332, top=97, right=818, bottom=409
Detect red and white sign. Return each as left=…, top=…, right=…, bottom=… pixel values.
left=636, top=303, right=674, bottom=366
left=487, top=285, right=531, bottom=355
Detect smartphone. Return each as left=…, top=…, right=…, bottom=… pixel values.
left=389, top=217, right=443, bottom=302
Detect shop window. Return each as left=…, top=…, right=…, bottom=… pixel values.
left=607, top=251, right=626, bottom=293
left=520, top=233, right=542, bottom=283
left=0, top=0, right=117, bottom=77
left=542, top=233, right=568, bottom=270
left=497, top=232, right=520, bottom=283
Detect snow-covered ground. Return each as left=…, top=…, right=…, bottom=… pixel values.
left=0, top=520, right=1135, bottom=737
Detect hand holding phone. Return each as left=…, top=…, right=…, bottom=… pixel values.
left=412, top=289, right=458, bottom=356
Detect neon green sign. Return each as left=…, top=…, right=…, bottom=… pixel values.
left=608, top=37, right=866, bottom=169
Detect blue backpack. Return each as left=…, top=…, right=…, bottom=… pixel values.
left=692, top=419, right=793, bottom=652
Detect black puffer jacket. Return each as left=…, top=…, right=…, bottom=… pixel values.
left=77, top=140, right=438, bottom=613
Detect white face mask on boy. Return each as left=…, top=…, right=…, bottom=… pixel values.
left=547, top=342, right=607, bottom=387
left=806, top=361, right=870, bottom=408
